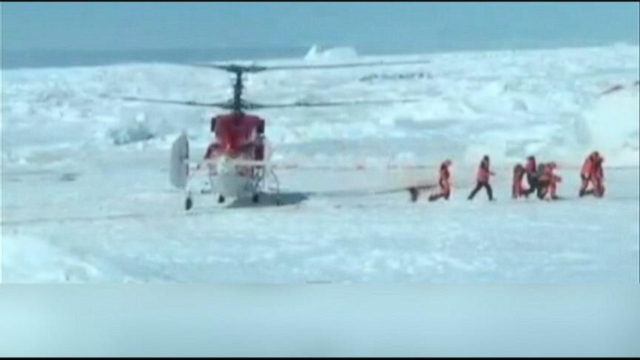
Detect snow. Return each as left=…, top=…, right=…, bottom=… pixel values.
left=576, top=84, right=639, bottom=166
left=1, top=44, right=639, bottom=283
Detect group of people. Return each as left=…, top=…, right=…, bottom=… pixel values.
left=419, top=151, right=606, bottom=202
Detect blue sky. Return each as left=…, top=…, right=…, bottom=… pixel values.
left=3, top=2, right=639, bottom=52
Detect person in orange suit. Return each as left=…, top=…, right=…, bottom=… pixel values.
left=468, top=155, right=495, bottom=201
left=588, top=154, right=605, bottom=197
left=537, top=162, right=562, bottom=200
left=429, top=159, right=452, bottom=202
left=579, top=151, right=605, bottom=198
left=522, top=156, right=538, bottom=197
left=512, top=163, right=527, bottom=199
left=594, top=155, right=605, bottom=197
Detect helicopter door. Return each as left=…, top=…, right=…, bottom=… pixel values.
left=210, top=117, right=217, bottom=133
left=170, top=132, right=190, bottom=189
left=255, top=119, right=265, bottom=160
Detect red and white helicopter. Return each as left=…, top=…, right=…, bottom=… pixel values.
left=118, top=60, right=430, bottom=210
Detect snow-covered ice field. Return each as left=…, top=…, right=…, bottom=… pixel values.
left=1, top=45, right=639, bottom=283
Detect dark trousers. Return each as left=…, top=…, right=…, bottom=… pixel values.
left=428, top=191, right=450, bottom=202
left=429, top=180, right=451, bottom=202
left=468, top=181, right=493, bottom=200
left=579, top=174, right=604, bottom=197
left=523, top=174, right=537, bottom=196
left=579, top=174, right=590, bottom=197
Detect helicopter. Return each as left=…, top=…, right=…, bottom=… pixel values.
left=116, top=59, right=432, bottom=210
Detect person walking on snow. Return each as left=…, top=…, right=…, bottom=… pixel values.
left=468, top=155, right=495, bottom=201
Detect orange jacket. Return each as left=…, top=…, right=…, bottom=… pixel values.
left=513, top=164, right=525, bottom=180
left=592, top=158, right=604, bottom=180
left=540, top=163, right=561, bottom=183
left=439, top=162, right=451, bottom=192
left=440, top=163, right=450, bottom=182
left=581, top=157, right=593, bottom=177
left=477, top=159, right=491, bottom=182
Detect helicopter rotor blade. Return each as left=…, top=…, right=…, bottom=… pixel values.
left=242, top=98, right=421, bottom=110
left=104, top=58, right=431, bottom=110
left=263, top=59, right=431, bottom=71
left=189, top=64, right=267, bottom=74
left=107, top=95, right=420, bottom=110
left=110, top=96, right=234, bottom=109
left=190, top=59, right=431, bottom=73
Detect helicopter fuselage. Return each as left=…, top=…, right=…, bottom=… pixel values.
left=202, top=112, right=268, bottom=201
left=205, top=112, right=266, bottom=160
